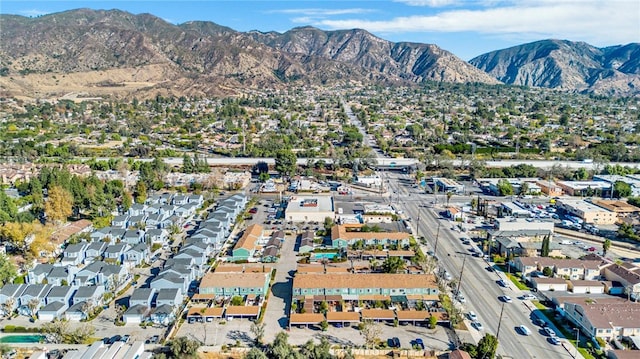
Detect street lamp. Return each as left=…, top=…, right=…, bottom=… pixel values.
left=434, top=222, right=441, bottom=257
left=496, top=302, right=506, bottom=341
left=573, top=328, right=580, bottom=359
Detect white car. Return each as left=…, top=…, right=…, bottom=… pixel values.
left=471, top=321, right=484, bottom=331
left=518, top=325, right=532, bottom=336
left=456, top=294, right=466, bottom=303
left=521, top=294, right=536, bottom=300
left=500, top=295, right=513, bottom=303
left=467, top=311, right=478, bottom=321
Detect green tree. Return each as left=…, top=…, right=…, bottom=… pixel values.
left=0, top=254, right=17, bottom=286
left=541, top=234, right=550, bottom=257
left=429, top=315, right=437, bottom=329
left=168, top=336, right=200, bottom=358
left=275, top=149, right=297, bottom=178
left=359, top=319, right=381, bottom=349
left=267, top=331, right=302, bottom=359
left=231, top=295, right=244, bottom=306
left=381, top=256, right=405, bottom=273
left=250, top=321, right=266, bottom=345
left=477, top=333, right=499, bottom=359
left=496, top=179, right=514, bottom=196
left=122, top=190, right=133, bottom=211
left=603, top=239, right=611, bottom=257
left=542, top=266, right=553, bottom=277
left=613, top=181, right=632, bottom=198
left=244, top=348, right=268, bottom=359
left=134, top=181, right=147, bottom=204
left=258, top=172, right=270, bottom=182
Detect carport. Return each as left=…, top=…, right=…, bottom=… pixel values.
left=360, top=309, right=396, bottom=323
left=187, top=306, right=224, bottom=323
left=191, top=294, right=216, bottom=303
left=289, top=313, right=325, bottom=329
left=326, top=311, right=361, bottom=326
left=225, top=305, right=260, bottom=319
left=396, top=310, right=430, bottom=325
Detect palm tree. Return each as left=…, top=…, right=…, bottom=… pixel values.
left=446, top=191, right=453, bottom=205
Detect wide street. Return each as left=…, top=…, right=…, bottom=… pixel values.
left=382, top=170, right=579, bottom=359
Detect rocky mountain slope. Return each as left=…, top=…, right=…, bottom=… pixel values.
left=247, top=26, right=500, bottom=84
left=469, top=39, right=640, bottom=96
left=0, top=9, right=496, bottom=100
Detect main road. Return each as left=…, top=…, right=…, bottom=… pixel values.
left=383, top=170, right=578, bottom=359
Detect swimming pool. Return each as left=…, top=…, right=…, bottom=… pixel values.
left=0, top=335, right=45, bottom=343
left=312, top=252, right=338, bottom=260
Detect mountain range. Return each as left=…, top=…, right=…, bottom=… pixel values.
left=0, top=8, right=638, bottom=99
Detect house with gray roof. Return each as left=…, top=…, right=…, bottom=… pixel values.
left=123, top=304, right=149, bottom=324
left=123, top=230, right=145, bottom=245
left=150, top=304, right=176, bottom=326
left=175, top=203, right=198, bottom=218
left=155, top=288, right=183, bottom=308
left=45, top=286, right=76, bottom=306
left=125, top=243, right=150, bottom=267
left=129, top=288, right=156, bottom=307
left=150, top=273, right=189, bottom=293
left=27, top=263, right=53, bottom=284
left=107, top=228, right=127, bottom=241
left=172, top=195, right=188, bottom=206
left=104, top=243, right=130, bottom=262
left=72, top=285, right=105, bottom=306
left=38, top=301, right=67, bottom=321
left=146, top=213, right=169, bottom=229
left=128, top=214, right=147, bottom=227
left=47, top=266, right=74, bottom=286
left=64, top=302, right=87, bottom=321
left=90, top=227, right=111, bottom=242
left=188, top=194, right=204, bottom=206
left=111, top=214, right=130, bottom=229
left=146, top=229, right=169, bottom=244
left=85, top=241, right=107, bottom=260
left=0, top=284, right=26, bottom=314
left=61, top=242, right=88, bottom=266
left=127, top=203, right=147, bottom=217
left=18, top=284, right=52, bottom=316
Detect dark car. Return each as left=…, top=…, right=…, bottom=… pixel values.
left=388, top=337, right=400, bottom=348
left=533, top=318, right=548, bottom=327
left=414, top=338, right=425, bottom=349
left=107, top=335, right=121, bottom=344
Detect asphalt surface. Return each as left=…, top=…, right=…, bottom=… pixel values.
left=382, top=170, right=581, bottom=359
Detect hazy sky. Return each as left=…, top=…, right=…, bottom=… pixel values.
left=2, top=0, right=639, bottom=60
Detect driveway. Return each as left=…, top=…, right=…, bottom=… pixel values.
left=262, top=229, right=299, bottom=342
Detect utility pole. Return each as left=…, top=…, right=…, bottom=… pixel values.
left=496, top=302, right=506, bottom=340
left=434, top=222, right=441, bottom=257
left=456, top=255, right=467, bottom=295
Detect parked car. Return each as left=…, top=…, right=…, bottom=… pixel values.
left=471, top=321, right=484, bottom=331
left=388, top=337, right=401, bottom=348
left=467, top=311, right=478, bottom=321
left=414, top=338, right=425, bottom=349
left=121, top=335, right=130, bottom=343
left=533, top=318, right=548, bottom=327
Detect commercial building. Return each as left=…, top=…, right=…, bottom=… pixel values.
left=594, top=175, right=640, bottom=197
left=556, top=181, right=610, bottom=197
left=564, top=301, right=640, bottom=342
left=285, top=196, right=335, bottom=223
left=556, top=199, right=617, bottom=225
left=432, top=177, right=464, bottom=194
left=536, top=180, right=564, bottom=196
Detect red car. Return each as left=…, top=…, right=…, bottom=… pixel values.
left=248, top=208, right=258, bottom=214
left=587, top=247, right=596, bottom=252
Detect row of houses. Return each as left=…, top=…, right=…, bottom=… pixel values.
left=0, top=283, right=105, bottom=321
left=330, top=224, right=411, bottom=249
left=123, top=287, right=185, bottom=325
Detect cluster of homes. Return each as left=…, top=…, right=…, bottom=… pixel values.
left=289, top=268, right=444, bottom=328
left=512, top=254, right=640, bottom=346
left=225, top=224, right=284, bottom=263
left=186, top=264, right=272, bottom=322
left=0, top=192, right=252, bottom=327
